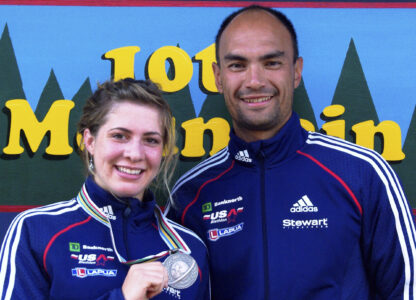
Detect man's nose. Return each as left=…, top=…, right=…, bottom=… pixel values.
left=244, top=65, right=266, bottom=89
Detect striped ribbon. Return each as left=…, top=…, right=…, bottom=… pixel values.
left=76, top=184, right=190, bottom=265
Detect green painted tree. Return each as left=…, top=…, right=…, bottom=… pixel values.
left=293, top=78, right=318, bottom=130
left=0, top=25, right=25, bottom=104
left=393, top=105, right=416, bottom=207
left=19, top=71, right=82, bottom=204
left=331, top=39, right=381, bottom=152
left=0, top=24, right=27, bottom=204
left=68, top=78, right=93, bottom=184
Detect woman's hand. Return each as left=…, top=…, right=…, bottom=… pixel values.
left=122, top=262, right=169, bottom=300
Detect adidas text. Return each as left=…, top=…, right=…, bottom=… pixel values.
left=290, top=206, right=318, bottom=213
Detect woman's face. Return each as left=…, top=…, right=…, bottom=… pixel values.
left=84, top=101, right=164, bottom=200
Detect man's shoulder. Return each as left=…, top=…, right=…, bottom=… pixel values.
left=302, top=131, right=384, bottom=166
left=172, top=147, right=232, bottom=195
left=300, top=131, right=393, bottom=187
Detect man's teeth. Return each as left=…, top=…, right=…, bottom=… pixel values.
left=243, top=97, right=271, bottom=103
left=118, top=167, right=142, bottom=175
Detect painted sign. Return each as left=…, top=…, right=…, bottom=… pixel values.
left=0, top=2, right=415, bottom=239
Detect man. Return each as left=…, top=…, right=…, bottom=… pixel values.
left=166, top=5, right=416, bottom=299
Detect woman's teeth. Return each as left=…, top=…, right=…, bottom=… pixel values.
left=117, top=166, right=142, bottom=175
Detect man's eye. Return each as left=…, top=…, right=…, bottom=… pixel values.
left=228, top=63, right=245, bottom=71
left=265, top=61, right=282, bottom=68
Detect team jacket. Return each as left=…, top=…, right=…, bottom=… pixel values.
left=166, top=112, right=416, bottom=300
left=0, top=177, right=210, bottom=300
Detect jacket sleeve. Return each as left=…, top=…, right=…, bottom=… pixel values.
left=0, top=214, right=50, bottom=300
left=361, top=161, right=416, bottom=299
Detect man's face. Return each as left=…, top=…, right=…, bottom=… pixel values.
left=213, top=10, right=303, bottom=142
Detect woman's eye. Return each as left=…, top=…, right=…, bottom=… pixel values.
left=112, top=133, right=126, bottom=140
left=144, top=137, right=162, bottom=146
left=145, top=137, right=161, bottom=145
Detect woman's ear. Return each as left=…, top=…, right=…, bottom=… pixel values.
left=83, top=129, right=95, bottom=156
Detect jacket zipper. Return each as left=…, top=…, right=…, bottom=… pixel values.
left=259, top=151, right=270, bottom=300
left=123, top=206, right=131, bottom=259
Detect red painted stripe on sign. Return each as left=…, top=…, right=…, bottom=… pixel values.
left=0, top=205, right=39, bottom=212
left=0, top=1, right=415, bottom=8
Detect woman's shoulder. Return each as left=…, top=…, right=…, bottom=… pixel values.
left=11, top=198, right=83, bottom=230
left=2, top=199, right=87, bottom=255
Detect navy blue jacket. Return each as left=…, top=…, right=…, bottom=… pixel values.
left=0, top=177, right=210, bottom=300
left=166, top=113, right=416, bottom=300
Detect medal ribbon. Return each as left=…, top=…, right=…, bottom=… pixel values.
left=76, top=184, right=190, bottom=265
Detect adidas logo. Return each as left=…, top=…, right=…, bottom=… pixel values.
left=290, top=195, right=318, bottom=213
left=235, top=150, right=252, bottom=163
left=100, top=205, right=116, bottom=220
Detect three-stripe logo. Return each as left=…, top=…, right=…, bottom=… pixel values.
left=290, top=195, right=318, bottom=213
left=234, top=150, right=252, bottom=163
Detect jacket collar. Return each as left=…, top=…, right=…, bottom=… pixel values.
left=228, top=112, right=307, bottom=167
left=84, top=176, right=156, bottom=224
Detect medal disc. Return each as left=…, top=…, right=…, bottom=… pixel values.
left=163, top=252, right=198, bottom=289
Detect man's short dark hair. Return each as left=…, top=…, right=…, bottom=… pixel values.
left=215, top=5, right=299, bottom=65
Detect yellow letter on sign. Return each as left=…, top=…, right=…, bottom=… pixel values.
left=352, top=120, right=405, bottom=161
left=147, top=46, right=193, bottom=92
left=3, top=99, right=75, bottom=155
left=194, top=43, right=218, bottom=93
left=181, top=117, right=230, bottom=157
left=104, top=46, right=141, bottom=81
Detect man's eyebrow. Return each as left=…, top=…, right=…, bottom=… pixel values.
left=261, top=51, right=285, bottom=60
left=223, top=51, right=286, bottom=62
left=223, top=54, right=247, bottom=62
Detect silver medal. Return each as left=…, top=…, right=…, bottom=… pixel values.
left=163, top=252, right=198, bottom=289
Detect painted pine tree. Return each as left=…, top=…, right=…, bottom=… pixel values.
left=331, top=39, right=381, bottom=152
left=293, top=78, right=318, bottom=130
left=393, top=105, right=416, bottom=207
left=0, top=25, right=28, bottom=205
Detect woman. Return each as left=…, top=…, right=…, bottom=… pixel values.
left=0, top=79, right=210, bottom=300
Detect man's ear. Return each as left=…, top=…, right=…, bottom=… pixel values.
left=83, top=129, right=95, bottom=156
left=294, top=57, right=303, bottom=89
left=212, top=62, right=223, bottom=93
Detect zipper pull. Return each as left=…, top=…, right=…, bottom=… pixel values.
left=123, top=206, right=131, bottom=218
